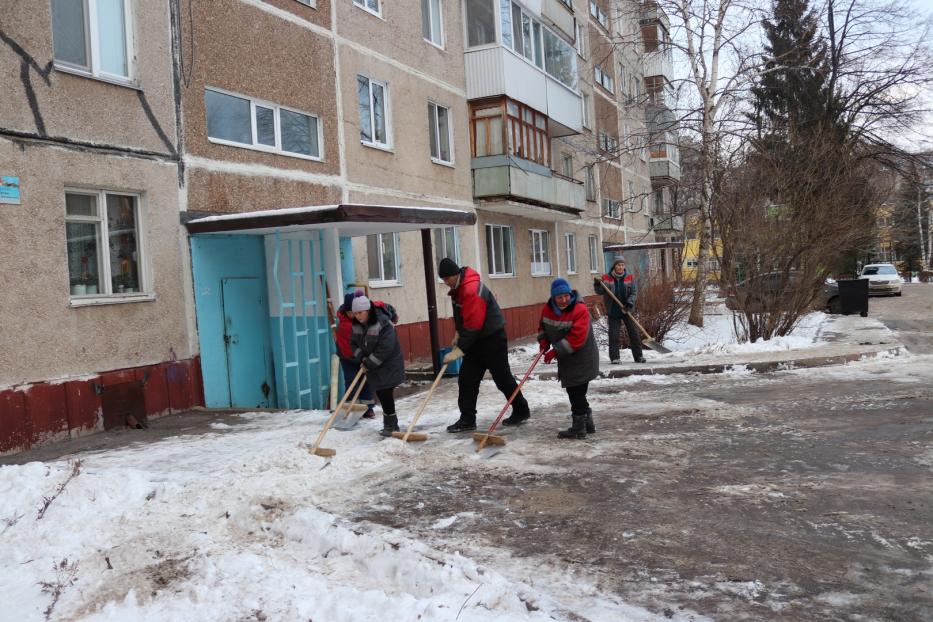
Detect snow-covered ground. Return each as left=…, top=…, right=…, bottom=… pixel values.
left=0, top=377, right=688, bottom=622
left=510, top=303, right=831, bottom=368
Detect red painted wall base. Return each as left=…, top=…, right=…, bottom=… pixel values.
left=0, top=356, right=204, bottom=456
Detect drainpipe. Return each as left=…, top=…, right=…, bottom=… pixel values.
left=421, top=229, right=441, bottom=376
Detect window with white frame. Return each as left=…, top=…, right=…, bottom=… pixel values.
left=353, top=0, right=381, bottom=16
left=434, top=227, right=461, bottom=270
left=594, top=64, right=614, bottom=92
left=500, top=2, right=578, bottom=89
left=422, top=0, right=444, bottom=46
left=589, top=0, right=608, bottom=29
left=581, top=92, right=592, bottom=129
left=205, top=88, right=321, bottom=159
left=529, top=229, right=551, bottom=276
left=602, top=198, right=621, bottom=219
left=65, top=190, right=146, bottom=298
left=628, top=180, right=637, bottom=210
left=575, top=22, right=588, bottom=58
left=584, top=165, right=597, bottom=201
left=357, top=75, right=390, bottom=147
left=618, top=64, right=626, bottom=98
left=367, top=232, right=401, bottom=284
left=486, top=224, right=514, bottom=276
left=560, top=153, right=573, bottom=178
left=588, top=235, right=600, bottom=273
left=52, top=0, right=134, bottom=81
left=565, top=233, right=577, bottom=274
left=428, top=102, right=452, bottom=164
left=598, top=131, right=618, bottom=153
left=465, top=0, right=496, bottom=46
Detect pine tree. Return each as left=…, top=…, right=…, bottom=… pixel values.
left=750, top=0, right=836, bottom=145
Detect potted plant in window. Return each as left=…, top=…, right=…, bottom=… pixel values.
left=85, top=272, right=98, bottom=295
left=71, top=276, right=87, bottom=296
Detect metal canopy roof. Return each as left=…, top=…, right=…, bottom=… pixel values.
left=183, top=203, right=477, bottom=236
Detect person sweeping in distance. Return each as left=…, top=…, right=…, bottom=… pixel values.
left=350, top=296, right=406, bottom=437
left=595, top=256, right=646, bottom=364
left=438, top=258, right=532, bottom=432
left=538, top=278, right=600, bottom=439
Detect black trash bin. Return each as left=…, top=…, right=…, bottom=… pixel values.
left=837, top=278, right=869, bottom=317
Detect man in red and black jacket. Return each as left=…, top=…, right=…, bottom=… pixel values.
left=439, top=258, right=531, bottom=432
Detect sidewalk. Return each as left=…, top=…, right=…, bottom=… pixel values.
left=534, top=312, right=903, bottom=381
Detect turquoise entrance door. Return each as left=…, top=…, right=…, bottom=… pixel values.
left=222, top=277, right=273, bottom=408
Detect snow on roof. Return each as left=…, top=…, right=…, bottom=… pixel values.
left=186, top=203, right=472, bottom=224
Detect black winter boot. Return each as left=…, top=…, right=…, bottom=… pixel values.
left=446, top=417, right=476, bottom=433
left=379, top=414, right=399, bottom=437
left=585, top=409, right=595, bottom=433
left=557, top=414, right=587, bottom=439
left=501, top=409, right=531, bottom=427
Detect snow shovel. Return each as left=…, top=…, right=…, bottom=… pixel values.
left=332, top=373, right=370, bottom=431
left=308, top=367, right=365, bottom=457
left=595, top=279, right=671, bottom=354
left=472, top=350, right=544, bottom=458
left=391, top=362, right=448, bottom=442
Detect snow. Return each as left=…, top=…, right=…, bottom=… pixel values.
left=0, top=401, right=681, bottom=622
left=187, top=203, right=470, bottom=224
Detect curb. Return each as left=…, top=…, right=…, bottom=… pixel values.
left=534, top=345, right=905, bottom=381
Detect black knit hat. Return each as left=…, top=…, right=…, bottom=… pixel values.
left=438, top=258, right=460, bottom=278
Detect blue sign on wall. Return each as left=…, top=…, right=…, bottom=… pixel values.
left=0, top=176, right=21, bottom=204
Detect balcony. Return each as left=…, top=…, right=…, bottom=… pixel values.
left=651, top=213, right=684, bottom=232
left=650, top=157, right=681, bottom=184
left=643, top=49, right=674, bottom=82
left=472, top=155, right=585, bottom=219
left=540, top=0, right=575, bottom=40
left=464, top=47, right=582, bottom=136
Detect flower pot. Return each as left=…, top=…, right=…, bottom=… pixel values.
left=86, top=284, right=98, bottom=295
left=71, top=284, right=87, bottom=296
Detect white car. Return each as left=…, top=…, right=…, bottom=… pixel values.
left=859, top=263, right=902, bottom=296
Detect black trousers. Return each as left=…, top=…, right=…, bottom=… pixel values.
left=566, top=382, right=590, bottom=415
left=375, top=388, right=395, bottom=415
left=608, top=314, right=643, bottom=361
left=457, top=330, right=530, bottom=423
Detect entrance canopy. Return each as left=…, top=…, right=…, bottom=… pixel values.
left=183, top=203, right=476, bottom=236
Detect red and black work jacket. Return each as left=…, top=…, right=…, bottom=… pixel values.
left=596, top=271, right=637, bottom=318
left=448, top=267, right=505, bottom=352
left=538, top=292, right=600, bottom=388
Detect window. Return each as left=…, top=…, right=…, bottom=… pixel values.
left=65, top=190, right=146, bottom=298
left=422, top=0, right=444, bottom=46
left=598, top=131, right=618, bottom=153
left=628, top=180, right=637, bottom=210
left=471, top=102, right=505, bottom=156
left=465, top=0, right=496, bottom=46
left=428, top=102, right=452, bottom=164
left=367, top=232, right=400, bottom=284
left=589, top=0, right=608, bottom=29
left=654, top=189, right=665, bottom=214
left=584, top=165, right=597, bottom=201
left=507, top=100, right=548, bottom=165
left=560, top=153, right=573, bottom=178
left=358, top=75, right=390, bottom=148
left=588, top=235, right=600, bottom=273
left=52, top=0, right=133, bottom=81
left=434, top=227, right=460, bottom=269
left=205, top=88, right=322, bottom=159
left=501, top=2, right=577, bottom=90
left=581, top=92, right=592, bottom=129
left=353, top=0, right=381, bottom=16
left=565, top=233, right=577, bottom=274
left=486, top=224, right=514, bottom=276
left=575, top=22, right=588, bottom=59
left=530, top=229, right=551, bottom=276
left=618, top=64, right=626, bottom=98
left=594, top=64, right=614, bottom=92
left=602, top=198, right=621, bottom=218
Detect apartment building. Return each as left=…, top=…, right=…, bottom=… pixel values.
left=0, top=1, right=202, bottom=454
left=1, top=0, right=686, bottom=453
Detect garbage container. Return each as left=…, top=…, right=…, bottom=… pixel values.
left=837, top=278, right=869, bottom=317
left=438, top=347, right=461, bottom=375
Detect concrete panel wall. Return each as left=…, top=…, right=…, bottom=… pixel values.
left=0, top=141, right=191, bottom=388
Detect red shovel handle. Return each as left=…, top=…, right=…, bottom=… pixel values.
left=482, top=349, right=544, bottom=437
